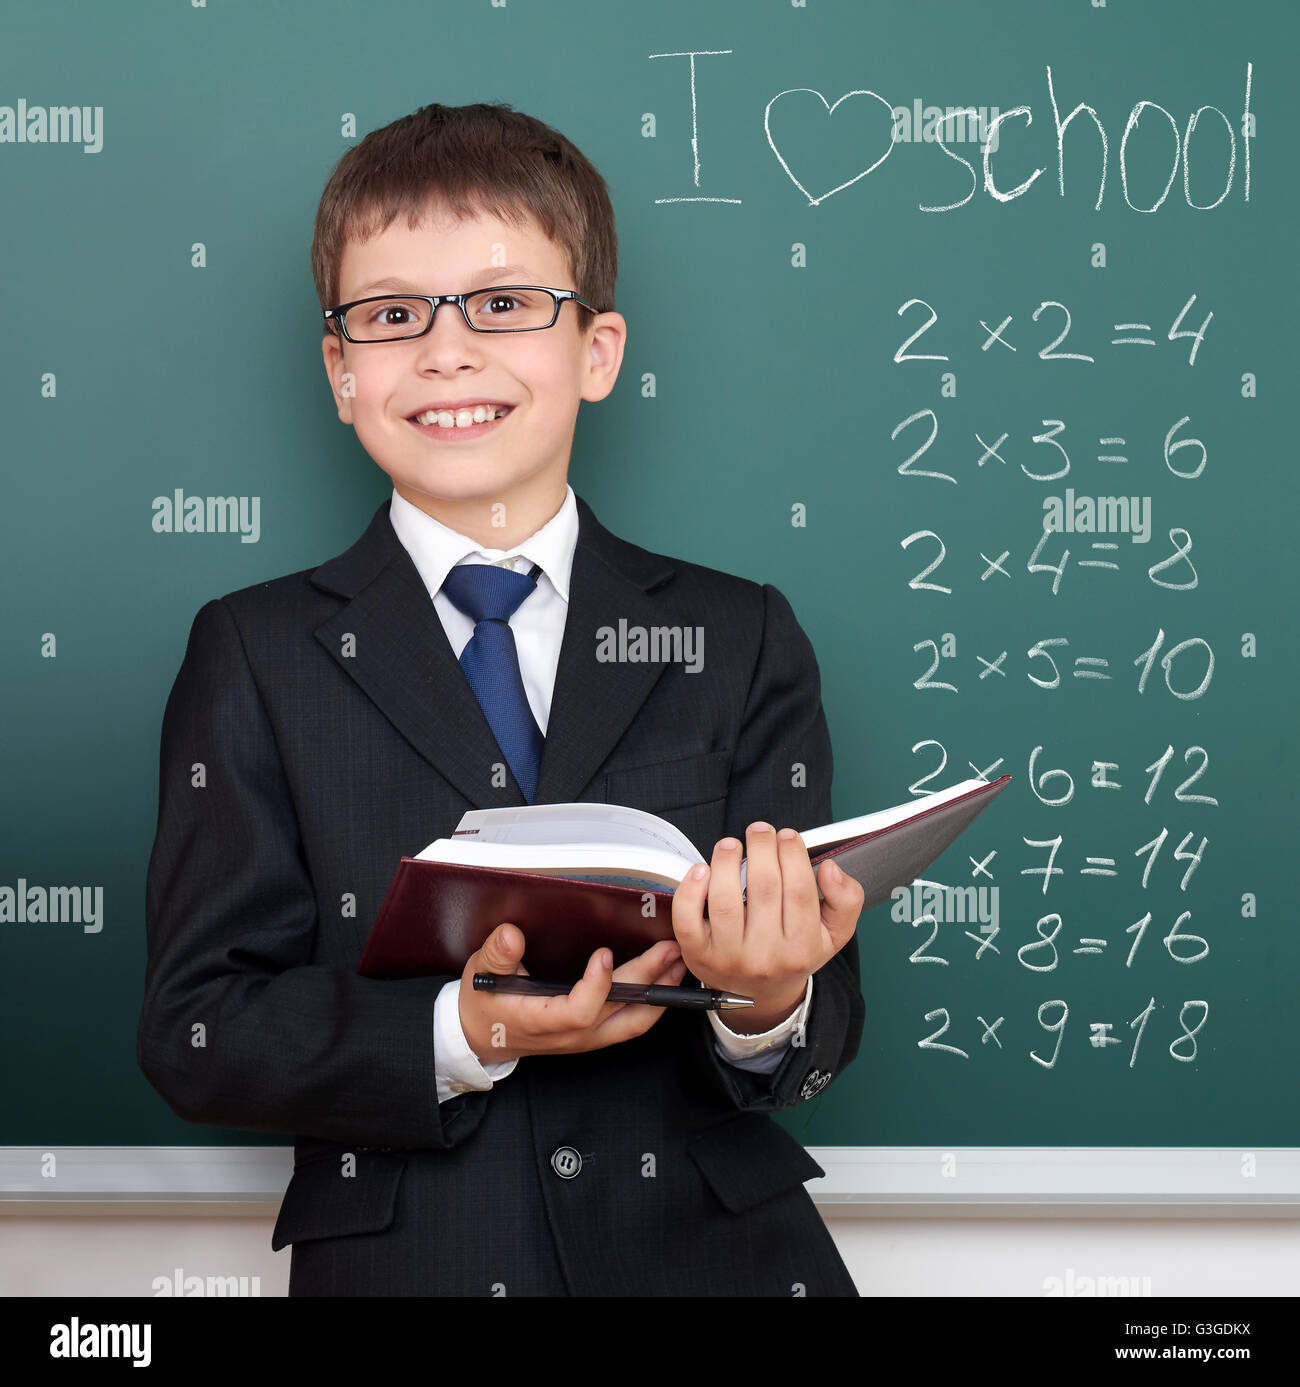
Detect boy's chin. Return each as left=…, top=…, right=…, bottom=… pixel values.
left=387, top=465, right=551, bottom=510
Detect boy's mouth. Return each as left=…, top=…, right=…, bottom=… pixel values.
left=407, top=403, right=513, bottom=442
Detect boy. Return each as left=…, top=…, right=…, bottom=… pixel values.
left=139, top=101, right=866, bottom=1297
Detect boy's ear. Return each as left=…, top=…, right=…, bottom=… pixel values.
left=580, top=310, right=628, bottom=405
left=321, top=332, right=354, bottom=423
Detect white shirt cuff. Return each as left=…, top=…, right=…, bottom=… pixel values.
left=708, top=975, right=814, bottom=1075
left=433, top=978, right=519, bottom=1105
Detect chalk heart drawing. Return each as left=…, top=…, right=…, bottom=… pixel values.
left=765, top=87, right=898, bottom=207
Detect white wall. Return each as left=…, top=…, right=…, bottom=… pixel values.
left=2, top=1214, right=1297, bottom=1297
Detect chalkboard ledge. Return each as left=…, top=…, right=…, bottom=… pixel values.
left=807, top=1146, right=1300, bottom=1213
left=0, top=1146, right=292, bottom=1207
left=3, top=1147, right=1300, bottom=1215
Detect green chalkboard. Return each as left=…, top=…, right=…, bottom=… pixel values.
left=0, top=0, right=1291, bottom=1161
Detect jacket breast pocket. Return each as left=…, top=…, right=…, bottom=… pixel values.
left=602, top=749, right=730, bottom=815
left=271, top=1150, right=407, bottom=1250
left=686, top=1113, right=826, bottom=1214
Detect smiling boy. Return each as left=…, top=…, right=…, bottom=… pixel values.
left=324, top=209, right=597, bottom=550
left=140, top=101, right=865, bottom=1296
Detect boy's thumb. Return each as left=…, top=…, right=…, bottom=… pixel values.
left=476, top=922, right=525, bottom=973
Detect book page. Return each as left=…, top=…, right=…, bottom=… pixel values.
left=415, top=836, right=690, bottom=891
left=450, top=801, right=704, bottom=863
left=798, top=778, right=989, bottom=853
left=440, top=781, right=994, bottom=894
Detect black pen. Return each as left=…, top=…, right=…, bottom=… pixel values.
left=471, top=973, right=754, bottom=1011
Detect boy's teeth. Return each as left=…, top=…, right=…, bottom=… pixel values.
left=414, top=405, right=507, bottom=427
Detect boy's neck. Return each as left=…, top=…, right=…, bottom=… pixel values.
left=395, top=476, right=569, bottom=551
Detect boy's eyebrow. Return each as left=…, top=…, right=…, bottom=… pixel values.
left=350, top=266, right=537, bottom=296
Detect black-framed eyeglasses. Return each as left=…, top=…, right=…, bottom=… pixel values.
left=323, top=285, right=596, bottom=343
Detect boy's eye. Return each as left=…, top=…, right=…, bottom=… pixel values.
left=354, top=299, right=428, bottom=332
left=470, top=289, right=556, bottom=326
left=478, top=292, right=524, bottom=317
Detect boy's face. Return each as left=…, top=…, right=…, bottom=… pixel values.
left=322, top=202, right=625, bottom=532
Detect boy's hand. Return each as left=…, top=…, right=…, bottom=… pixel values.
left=458, top=923, right=686, bottom=1064
left=671, top=823, right=865, bottom=1032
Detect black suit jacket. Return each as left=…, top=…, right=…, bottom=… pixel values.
left=139, top=493, right=864, bottom=1296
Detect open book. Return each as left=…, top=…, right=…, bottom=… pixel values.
left=358, top=776, right=1011, bottom=981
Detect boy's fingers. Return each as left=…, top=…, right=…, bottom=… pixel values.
left=776, top=828, right=822, bottom=947
left=554, top=945, right=616, bottom=1029
left=541, top=940, right=682, bottom=1033
left=816, top=859, right=866, bottom=952
left=705, top=837, right=745, bottom=954
left=741, top=823, right=783, bottom=939
left=577, top=939, right=682, bottom=1029
left=670, top=864, right=711, bottom=953
left=574, top=942, right=685, bottom=1047
left=470, top=933, right=689, bottom=1050
left=589, top=956, right=688, bottom=1047
left=611, top=937, right=682, bottom=985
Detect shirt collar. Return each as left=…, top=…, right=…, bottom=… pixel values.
left=388, top=483, right=577, bottom=605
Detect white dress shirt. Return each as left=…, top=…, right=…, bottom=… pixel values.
left=387, top=484, right=814, bottom=1105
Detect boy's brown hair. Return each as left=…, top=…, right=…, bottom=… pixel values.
left=310, top=101, right=617, bottom=331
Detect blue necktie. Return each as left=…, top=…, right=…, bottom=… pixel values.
left=440, top=561, right=544, bottom=803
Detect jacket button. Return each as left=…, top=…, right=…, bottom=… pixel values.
left=799, top=1069, right=831, bottom=1101
left=550, top=1146, right=583, bottom=1179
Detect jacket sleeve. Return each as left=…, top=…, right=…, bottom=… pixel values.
left=688, top=582, right=865, bottom=1113
left=138, top=597, right=490, bottom=1149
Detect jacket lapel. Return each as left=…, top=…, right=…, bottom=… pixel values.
left=310, top=494, right=678, bottom=810
left=534, top=498, right=677, bottom=805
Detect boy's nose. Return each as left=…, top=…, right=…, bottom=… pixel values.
left=414, top=300, right=484, bottom=356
